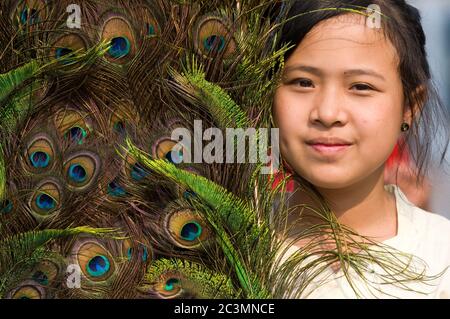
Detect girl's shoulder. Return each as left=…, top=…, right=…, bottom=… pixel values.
left=372, top=185, right=450, bottom=298
left=388, top=183, right=450, bottom=241
left=386, top=184, right=450, bottom=275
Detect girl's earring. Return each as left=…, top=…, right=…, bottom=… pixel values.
left=401, top=123, right=410, bottom=132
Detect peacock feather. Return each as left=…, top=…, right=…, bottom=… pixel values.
left=0, top=226, right=118, bottom=298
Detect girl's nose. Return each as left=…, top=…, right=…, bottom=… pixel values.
left=309, top=86, right=348, bottom=128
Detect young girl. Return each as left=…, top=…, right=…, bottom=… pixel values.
left=273, top=0, right=450, bottom=298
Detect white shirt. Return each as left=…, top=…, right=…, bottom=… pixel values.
left=278, top=184, right=450, bottom=298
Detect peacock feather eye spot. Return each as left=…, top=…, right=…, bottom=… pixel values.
left=180, top=222, right=202, bottom=241
left=101, top=16, right=136, bottom=64
left=20, top=8, right=28, bottom=24
left=32, top=271, right=49, bottom=286
left=203, top=35, right=225, bottom=53
left=30, top=151, right=50, bottom=168
left=147, top=23, right=155, bottom=36
left=131, top=163, right=150, bottom=181
left=55, top=47, right=73, bottom=58
left=55, top=47, right=74, bottom=64
left=183, top=190, right=197, bottom=200
left=126, top=247, right=133, bottom=261
left=12, top=286, right=42, bottom=299
left=107, top=181, right=126, bottom=197
left=51, top=34, right=86, bottom=69
left=164, top=278, right=180, bottom=292
left=166, top=209, right=210, bottom=248
left=30, top=182, right=61, bottom=218
left=154, top=139, right=184, bottom=164
left=196, top=16, right=237, bottom=59
left=113, top=121, right=126, bottom=135
left=64, top=152, right=99, bottom=191
left=142, top=247, right=149, bottom=262
left=1, top=200, right=13, bottom=214
left=26, top=136, right=55, bottom=172
left=109, top=37, right=131, bottom=59
left=29, top=9, right=39, bottom=24
left=76, top=242, right=115, bottom=281
left=126, top=245, right=149, bottom=262
left=87, top=255, right=111, bottom=277
left=68, top=164, right=87, bottom=183
left=36, top=193, right=56, bottom=211
left=20, top=8, right=39, bottom=25
left=55, top=110, right=90, bottom=143
left=32, top=260, right=60, bottom=286
left=66, top=126, right=87, bottom=145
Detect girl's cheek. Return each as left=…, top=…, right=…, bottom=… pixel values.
left=357, top=116, right=400, bottom=160
left=274, top=99, right=297, bottom=131
left=276, top=95, right=309, bottom=129
left=353, top=101, right=396, bottom=132
left=280, top=115, right=305, bottom=141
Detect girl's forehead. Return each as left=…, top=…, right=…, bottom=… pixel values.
left=304, top=13, right=386, bottom=45
left=289, top=14, right=399, bottom=68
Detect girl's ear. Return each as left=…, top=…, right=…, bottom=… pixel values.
left=403, top=85, right=427, bottom=125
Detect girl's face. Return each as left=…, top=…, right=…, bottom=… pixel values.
left=273, top=14, right=407, bottom=190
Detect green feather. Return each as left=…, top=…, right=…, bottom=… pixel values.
left=0, top=60, right=39, bottom=103
left=141, top=258, right=237, bottom=298
left=170, top=60, right=250, bottom=128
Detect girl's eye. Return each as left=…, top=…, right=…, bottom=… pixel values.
left=290, top=78, right=315, bottom=88
left=351, top=83, right=374, bottom=91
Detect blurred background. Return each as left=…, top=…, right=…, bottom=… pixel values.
left=409, top=0, right=450, bottom=218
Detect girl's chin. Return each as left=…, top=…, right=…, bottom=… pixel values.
left=299, top=170, right=357, bottom=190
left=308, top=180, right=354, bottom=190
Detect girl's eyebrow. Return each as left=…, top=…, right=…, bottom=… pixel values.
left=284, top=64, right=386, bottom=82
left=344, top=69, right=386, bottom=81
left=284, top=65, right=323, bottom=77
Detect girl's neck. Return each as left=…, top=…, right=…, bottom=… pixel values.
left=290, top=166, right=398, bottom=242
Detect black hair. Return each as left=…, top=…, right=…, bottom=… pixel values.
left=275, top=0, right=450, bottom=184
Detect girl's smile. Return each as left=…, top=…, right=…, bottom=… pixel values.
left=305, top=137, right=353, bottom=159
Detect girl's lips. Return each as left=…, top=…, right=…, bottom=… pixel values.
left=307, top=143, right=352, bottom=155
